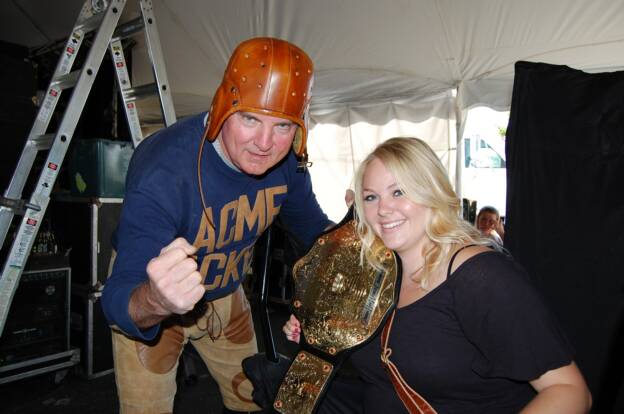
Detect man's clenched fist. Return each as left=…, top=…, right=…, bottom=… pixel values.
left=146, top=237, right=205, bottom=315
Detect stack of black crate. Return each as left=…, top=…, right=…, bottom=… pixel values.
left=49, top=197, right=122, bottom=378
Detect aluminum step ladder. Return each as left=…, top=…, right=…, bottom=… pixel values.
left=0, top=0, right=177, bottom=336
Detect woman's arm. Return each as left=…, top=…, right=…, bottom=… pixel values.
left=521, top=361, right=591, bottom=414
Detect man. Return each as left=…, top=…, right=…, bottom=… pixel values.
left=102, top=37, right=331, bottom=414
left=476, top=205, right=505, bottom=245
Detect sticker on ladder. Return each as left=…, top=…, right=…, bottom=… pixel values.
left=59, top=31, right=82, bottom=73
left=9, top=216, right=38, bottom=268
left=126, top=103, right=143, bottom=139
left=37, top=87, right=61, bottom=123
left=111, top=42, right=131, bottom=86
left=41, top=162, right=59, bottom=190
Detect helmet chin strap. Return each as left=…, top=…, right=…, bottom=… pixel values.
left=296, top=151, right=311, bottom=173
left=197, top=132, right=215, bottom=231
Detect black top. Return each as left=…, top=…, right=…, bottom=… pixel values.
left=349, top=251, right=574, bottom=414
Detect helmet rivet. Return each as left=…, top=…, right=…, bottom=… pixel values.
left=295, top=54, right=300, bottom=59
left=257, top=83, right=262, bottom=88
left=295, top=71, right=300, bottom=76
left=241, top=76, right=247, bottom=82
left=308, top=69, right=312, bottom=73
left=263, top=45, right=268, bottom=50
left=291, top=92, right=296, bottom=96
left=233, top=68, right=238, bottom=73
left=303, top=92, right=307, bottom=97
left=244, top=53, right=249, bottom=58
left=260, top=62, right=266, bottom=67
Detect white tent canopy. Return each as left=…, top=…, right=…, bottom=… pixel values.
left=2, top=0, right=624, bottom=220
left=132, top=0, right=624, bottom=110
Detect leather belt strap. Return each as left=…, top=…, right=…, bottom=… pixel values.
left=380, top=310, right=437, bottom=414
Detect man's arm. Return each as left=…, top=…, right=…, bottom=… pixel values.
left=128, top=283, right=170, bottom=329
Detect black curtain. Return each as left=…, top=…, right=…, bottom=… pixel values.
left=505, top=61, right=624, bottom=413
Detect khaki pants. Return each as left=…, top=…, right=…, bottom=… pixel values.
left=111, top=285, right=260, bottom=413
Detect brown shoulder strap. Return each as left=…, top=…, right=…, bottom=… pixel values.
left=380, top=311, right=438, bottom=414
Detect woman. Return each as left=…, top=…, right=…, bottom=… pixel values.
left=284, top=137, right=591, bottom=413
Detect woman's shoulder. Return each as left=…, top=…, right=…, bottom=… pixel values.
left=448, top=244, right=497, bottom=275
left=447, top=245, right=532, bottom=296
left=447, top=245, right=524, bottom=283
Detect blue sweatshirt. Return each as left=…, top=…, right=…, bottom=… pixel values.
left=101, top=112, right=330, bottom=340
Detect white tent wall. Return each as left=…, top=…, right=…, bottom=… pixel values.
left=308, top=93, right=456, bottom=222
left=3, top=0, right=624, bottom=114
left=138, top=0, right=624, bottom=114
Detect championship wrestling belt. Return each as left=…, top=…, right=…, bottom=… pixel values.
left=273, top=210, right=401, bottom=414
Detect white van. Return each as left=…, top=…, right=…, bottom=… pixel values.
left=462, top=133, right=507, bottom=219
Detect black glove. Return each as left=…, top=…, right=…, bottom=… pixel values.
left=242, top=352, right=291, bottom=412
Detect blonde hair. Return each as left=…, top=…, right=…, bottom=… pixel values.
left=353, top=137, right=490, bottom=287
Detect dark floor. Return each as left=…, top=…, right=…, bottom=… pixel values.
left=6, top=296, right=624, bottom=414
left=2, top=302, right=296, bottom=414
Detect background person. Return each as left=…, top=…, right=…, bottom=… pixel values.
left=476, top=205, right=505, bottom=245
left=102, top=37, right=331, bottom=414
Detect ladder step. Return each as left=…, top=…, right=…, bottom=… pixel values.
left=74, top=11, right=107, bottom=34
left=113, top=17, right=145, bottom=41
left=51, top=71, right=81, bottom=91
left=124, top=82, right=159, bottom=101
left=28, top=134, right=55, bottom=150
left=0, top=196, right=41, bottom=215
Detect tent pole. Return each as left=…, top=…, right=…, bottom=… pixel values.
left=453, top=86, right=463, bottom=199
left=454, top=83, right=469, bottom=217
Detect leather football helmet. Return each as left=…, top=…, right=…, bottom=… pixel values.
left=204, top=37, right=314, bottom=159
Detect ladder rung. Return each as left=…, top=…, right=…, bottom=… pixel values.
left=0, top=196, right=41, bottom=215
left=74, top=11, right=107, bottom=34
left=28, top=133, right=55, bottom=150
left=51, top=71, right=81, bottom=90
left=124, top=82, right=159, bottom=102
left=112, top=17, right=145, bottom=41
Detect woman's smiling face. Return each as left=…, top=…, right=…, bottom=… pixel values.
left=361, top=157, right=431, bottom=257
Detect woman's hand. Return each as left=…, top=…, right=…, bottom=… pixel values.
left=283, top=314, right=301, bottom=344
